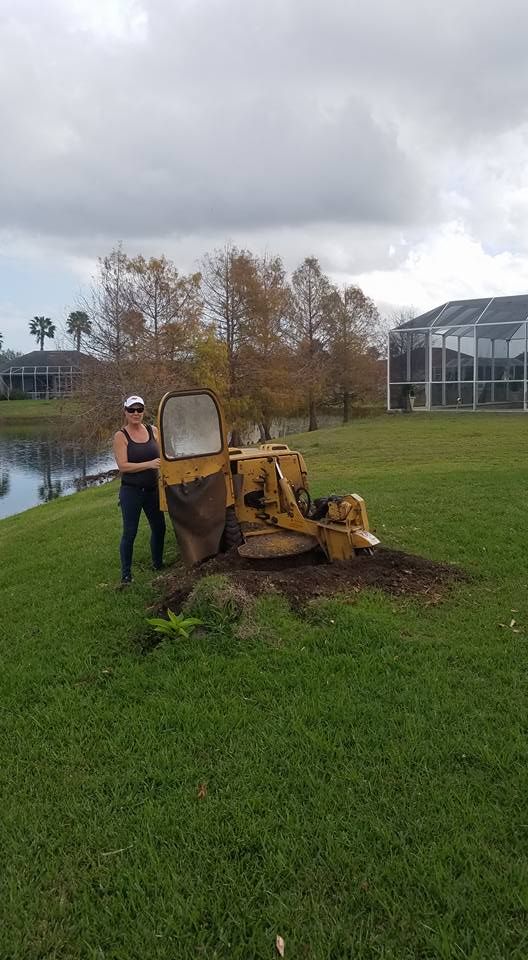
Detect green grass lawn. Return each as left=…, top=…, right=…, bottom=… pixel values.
left=1, top=413, right=528, bottom=959
left=0, top=398, right=70, bottom=421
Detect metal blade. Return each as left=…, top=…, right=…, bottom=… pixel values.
left=238, top=530, right=319, bottom=559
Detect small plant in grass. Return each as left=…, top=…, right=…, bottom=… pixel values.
left=146, top=609, right=203, bottom=639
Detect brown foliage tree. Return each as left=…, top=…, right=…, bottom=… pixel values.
left=200, top=245, right=258, bottom=442
left=76, top=249, right=205, bottom=439
left=288, top=257, right=335, bottom=431
left=326, top=285, right=384, bottom=421
left=126, top=255, right=203, bottom=362
left=86, top=248, right=131, bottom=363
left=237, top=254, right=296, bottom=440
left=72, top=244, right=385, bottom=442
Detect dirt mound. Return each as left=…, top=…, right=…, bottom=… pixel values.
left=160, top=546, right=467, bottom=614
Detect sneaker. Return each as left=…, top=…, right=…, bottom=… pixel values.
left=121, top=574, right=133, bottom=586
left=152, top=563, right=166, bottom=572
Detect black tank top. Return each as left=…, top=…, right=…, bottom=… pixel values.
left=120, top=424, right=159, bottom=489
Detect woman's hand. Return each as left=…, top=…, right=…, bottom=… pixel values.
left=150, top=457, right=161, bottom=469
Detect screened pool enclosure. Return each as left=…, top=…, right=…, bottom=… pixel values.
left=388, top=295, right=528, bottom=411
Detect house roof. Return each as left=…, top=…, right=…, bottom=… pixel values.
left=393, top=295, right=528, bottom=340
left=0, top=350, right=93, bottom=375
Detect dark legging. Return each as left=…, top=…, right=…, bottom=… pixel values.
left=119, top=484, right=166, bottom=579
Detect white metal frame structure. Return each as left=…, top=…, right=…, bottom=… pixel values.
left=387, top=295, right=528, bottom=412
left=0, top=362, right=81, bottom=400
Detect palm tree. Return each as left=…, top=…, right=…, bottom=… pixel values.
left=0, top=330, right=3, bottom=352
left=66, top=311, right=92, bottom=352
left=29, top=316, right=56, bottom=351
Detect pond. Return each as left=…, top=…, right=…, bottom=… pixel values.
left=0, top=412, right=345, bottom=522
left=0, top=423, right=115, bottom=521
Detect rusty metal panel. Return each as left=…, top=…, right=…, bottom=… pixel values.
left=165, top=470, right=227, bottom=566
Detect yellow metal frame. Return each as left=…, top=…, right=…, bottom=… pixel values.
left=157, top=388, right=235, bottom=512
left=231, top=454, right=378, bottom=561
left=157, top=388, right=379, bottom=562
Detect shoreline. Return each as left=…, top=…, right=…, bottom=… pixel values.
left=0, top=398, right=73, bottom=423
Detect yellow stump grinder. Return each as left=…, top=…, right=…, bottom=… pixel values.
left=157, top=388, right=379, bottom=566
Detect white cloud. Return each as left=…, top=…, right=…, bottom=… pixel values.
left=60, top=0, right=148, bottom=43
left=354, top=221, right=528, bottom=314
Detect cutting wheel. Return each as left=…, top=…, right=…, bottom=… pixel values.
left=238, top=530, right=319, bottom=559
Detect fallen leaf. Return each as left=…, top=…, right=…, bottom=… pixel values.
left=197, top=782, right=207, bottom=800
left=510, top=619, right=517, bottom=628
left=276, top=934, right=285, bottom=957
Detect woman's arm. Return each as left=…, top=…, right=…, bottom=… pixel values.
left=152, top=424, right=161, bottom=456
left=113, top=432, right=161, bottom=473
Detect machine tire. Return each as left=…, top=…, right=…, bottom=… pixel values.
left=295, top=486, right=312, bottom=517
left=221, top=506, right=244, bottom=551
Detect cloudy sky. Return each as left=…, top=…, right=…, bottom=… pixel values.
left=2, top=0, right=528, bottom=351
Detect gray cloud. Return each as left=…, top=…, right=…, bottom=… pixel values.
left=0, top=0, right=446, bottom=243
left=1, top=0, right=528, bottom=351
left=1, top=91, right=425, bottom=237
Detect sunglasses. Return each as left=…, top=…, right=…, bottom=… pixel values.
left=126, top=406, right=144, bottom=413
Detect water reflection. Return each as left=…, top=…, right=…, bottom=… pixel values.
left=0, top=471, right=9, bottom=498
left=39, top=477, right=63, bottom=503
left=0, top=425, right=114, bottom=520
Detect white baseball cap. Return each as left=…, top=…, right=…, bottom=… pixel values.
left=124, top=395, right=145, bottom=408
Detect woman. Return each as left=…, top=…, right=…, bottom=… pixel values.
left=113, top=395, right=166, bottom=585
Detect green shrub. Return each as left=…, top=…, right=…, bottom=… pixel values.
left=0, top=389, right=30, bottom=401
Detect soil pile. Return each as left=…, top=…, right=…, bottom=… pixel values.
left=161, top=546, right=467, bottom=613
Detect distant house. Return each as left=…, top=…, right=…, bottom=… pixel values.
left=0, top=350, right=93, bottom=399
left=388, top=294, right=528, bottom=411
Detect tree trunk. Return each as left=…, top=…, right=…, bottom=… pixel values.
left=308, top=395, right=318, bottom=431
left=153, top=281, right=160, bottom=360
left=343, top=390, right=350, bottom=424
left=76, top=331, right=81, bottom=352
left=259, top=421, right=272, bottom=442
left=230, top=428, right=242, bottom=447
